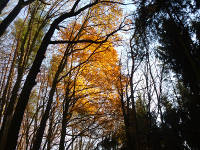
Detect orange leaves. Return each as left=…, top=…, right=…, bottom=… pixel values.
left=90, top=0, right=123, bottom=33
left=50, top=22, right=122, bottom=119
left=47, top=1, right=126, bottom=133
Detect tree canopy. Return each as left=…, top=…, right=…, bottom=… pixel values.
left=0, top=0, right=199, bottom=150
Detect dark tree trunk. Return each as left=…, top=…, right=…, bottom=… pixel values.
left=0, top=2, right=23, bottom=37
left=0, top=22, right=32, bottom=148
left=31, top=84, right=57, bottom=150
left=59, top=97, right=70, bottom=150
left=0, top=0, right=35, bottom=37
left=0, top=70, right=24, bottom=150
left=0, top=45, right=17, bottom=121
left=31, top=49, right=69, bottom=150
left=46, top=110, right=54, bottom=150
left=0, top=0, right=10, bottom=14
left=31, top=51, right=68, bottom=150
left=1, top=1, right=99, bottom=149
left=2, top=20, right=57, bottom=150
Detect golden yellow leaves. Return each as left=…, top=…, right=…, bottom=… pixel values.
left=50, top=24, right=122, bottom=120
left=88, top=0, right=123, bottom=34
left=48, top=0, right=126, bottom=131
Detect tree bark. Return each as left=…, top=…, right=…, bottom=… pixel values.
left=31, top=49, right=68, bottom=150
left=2, top=1, right=99, bottom=149
left=31, top=83, right=57, bottom=150
left=46, top=110, right=54, bottom=150
left=59, top=96, right=70, bottom=150
left=0, top=21, right=32, bottom=149
left=0, top=0, right=35, bottom=37
left=0, top=0, right=10, bottom=14
left=3, top=20, right=57, bottom=150
left=0, top=44, right=17, bottom=121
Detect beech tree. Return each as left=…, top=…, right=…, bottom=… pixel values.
left=0, top=0, right=125, bottom=149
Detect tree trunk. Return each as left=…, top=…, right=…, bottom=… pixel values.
left=2, top=1, right=99, bottom=149
left=0, top=0, right=35, bottom=37
left=31, top=54, right=68, bottom=149
left=0, top=2, right=23, bottom=37
left=0, top=0, right=10, bottom=14
left=46, top=110, right=54, bottom=150
left=0, top=23, right=31, bottom=149
left=59, top=96, right=70, bottom=150
left=2, top=20, right=57, bottom=150
left=0, top=44, right=17, bottom=122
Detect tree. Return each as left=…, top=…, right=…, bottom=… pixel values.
left=131, top=0, right=200, bottom=149
left=15, top=1, right=124, bottom=150
left=2, top=0, right=200, bottom=149
left=0, top=0, right=37, bottom=37
left=43, top=19, right=122, bottom=150
left=0, top=0, right=10, bottom=14
left=0, top=1, right=51, bottom=149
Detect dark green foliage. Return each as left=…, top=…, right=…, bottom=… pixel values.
left=131, top=0, right=200, bottom=149
left=96, top=136, right=119, bottom=150
left=157, top=19, right=200, bottom=94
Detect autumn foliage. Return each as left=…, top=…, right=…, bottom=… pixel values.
left=1, top=0, right=200, bottom=150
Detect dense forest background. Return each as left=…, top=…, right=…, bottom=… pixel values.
left=0, top=0, right=200, bottom=150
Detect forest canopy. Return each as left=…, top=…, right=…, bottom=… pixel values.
left=0, top=0, right=199, bottom=150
